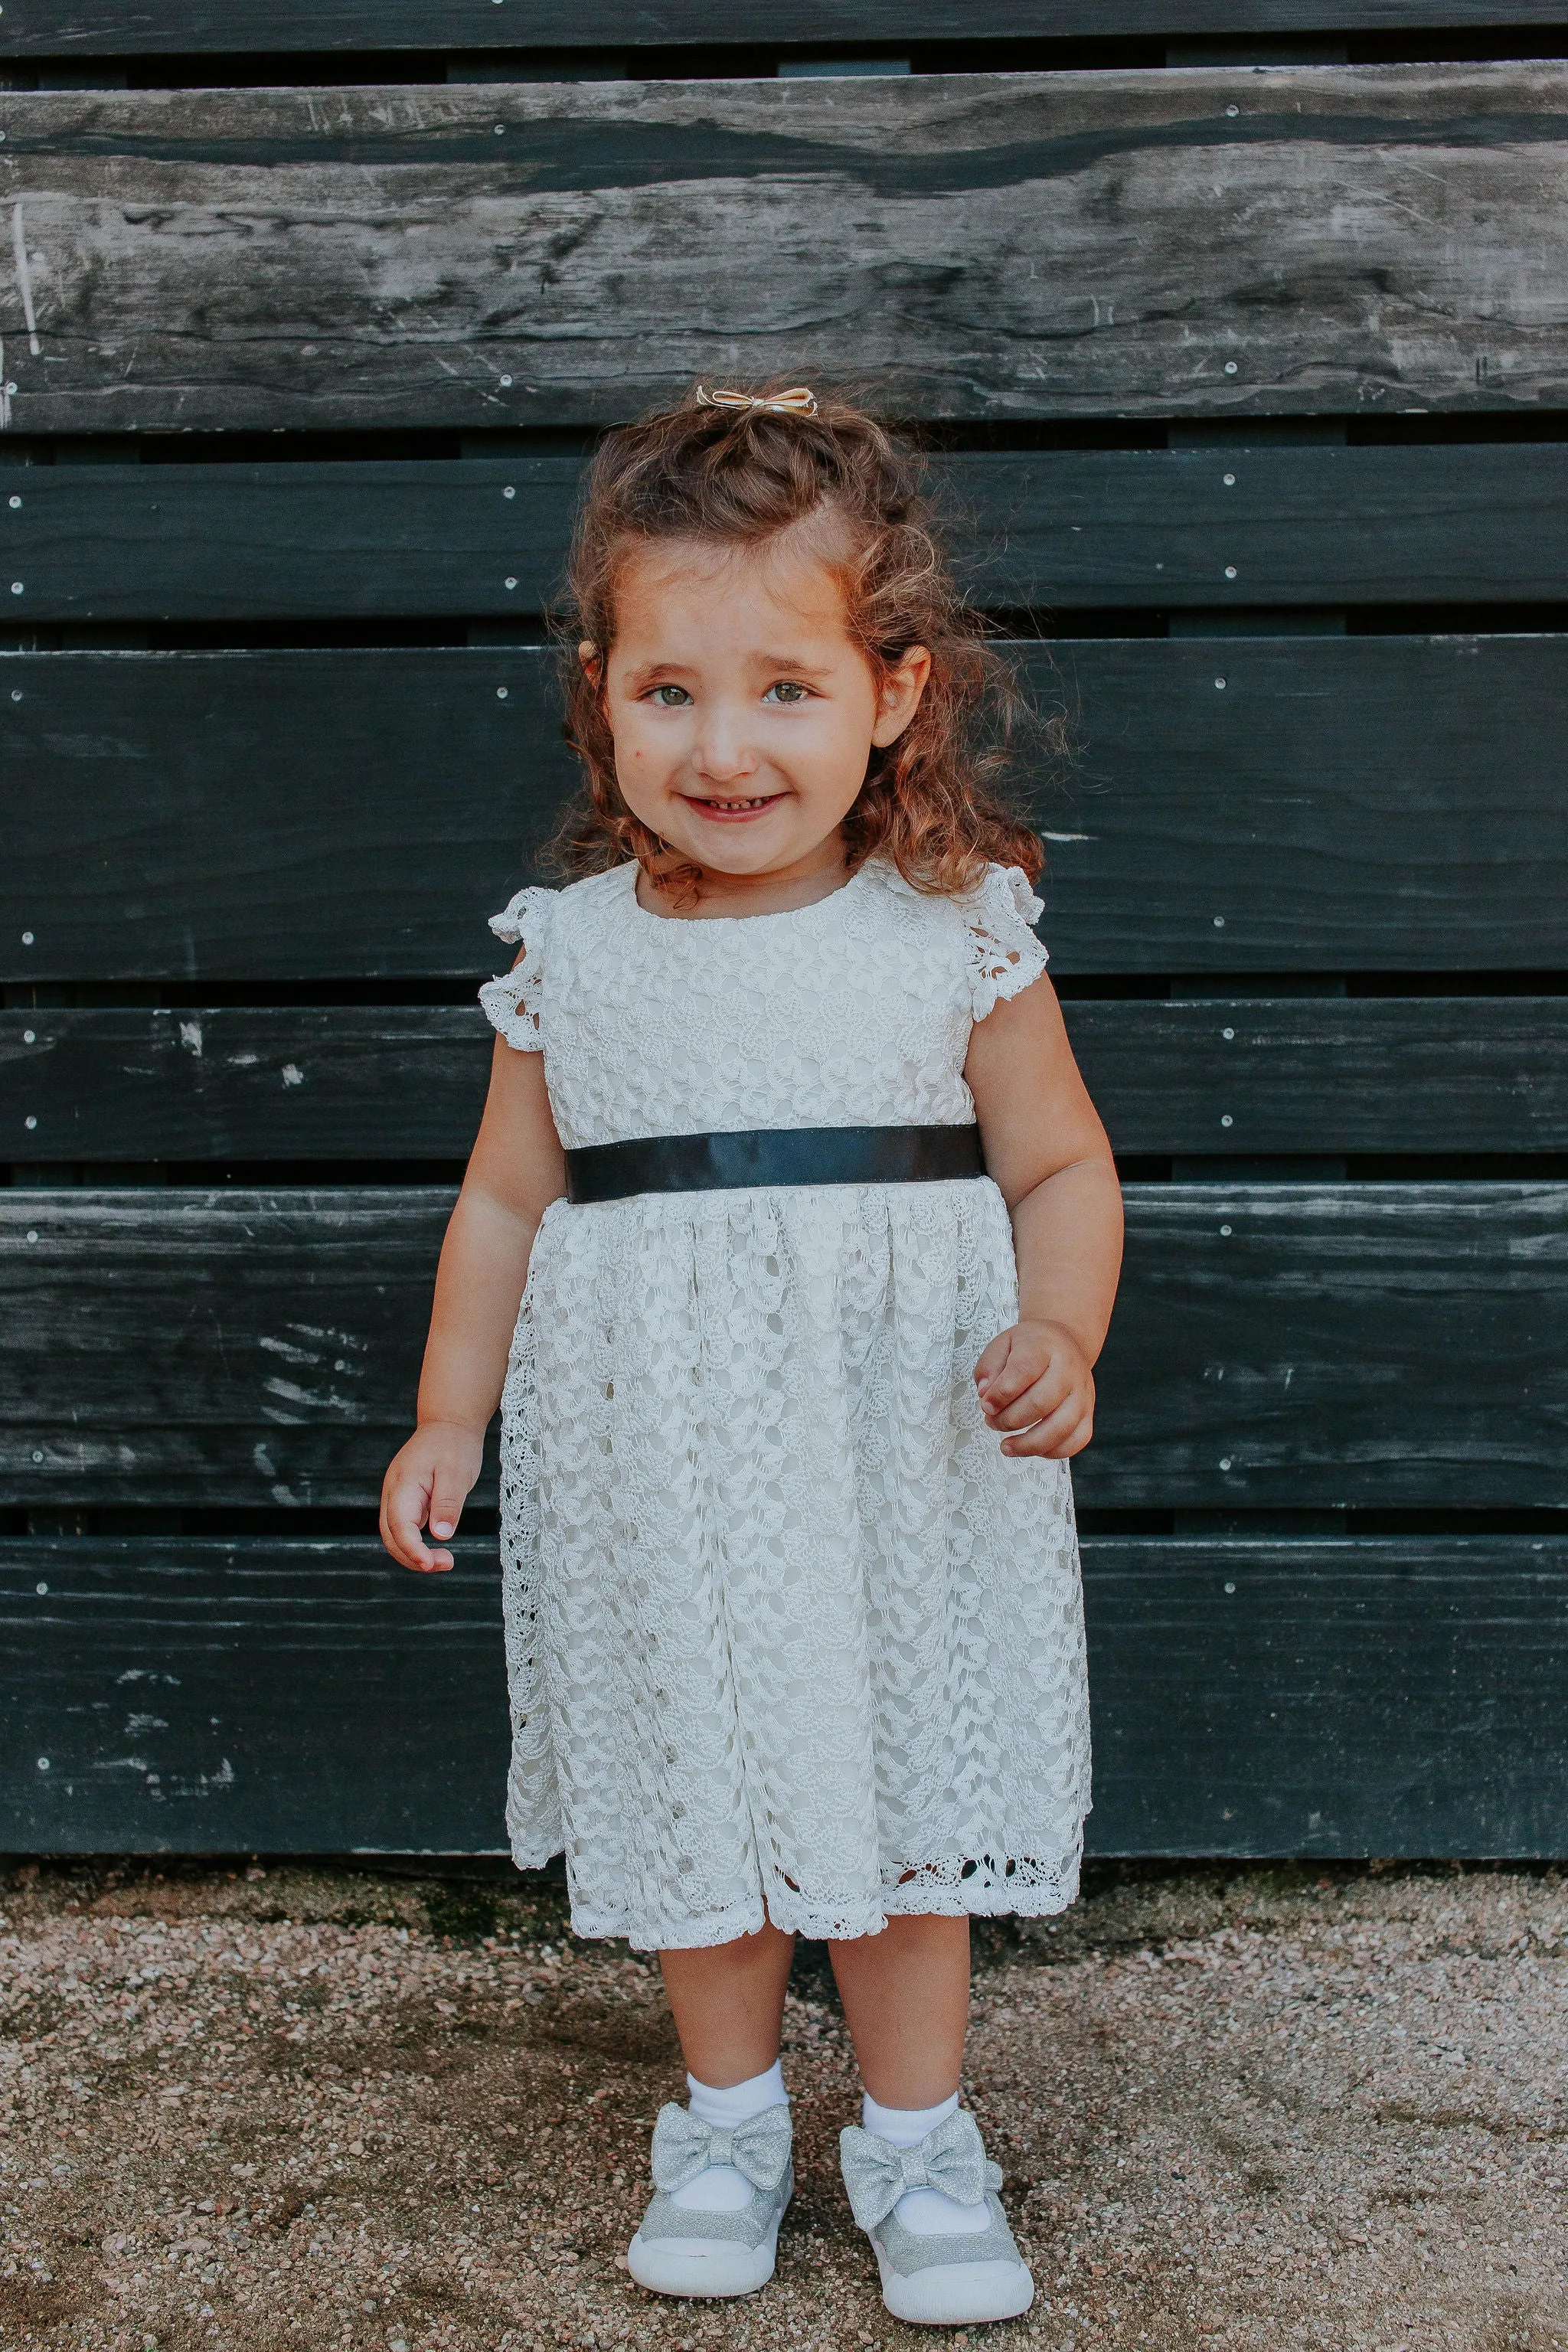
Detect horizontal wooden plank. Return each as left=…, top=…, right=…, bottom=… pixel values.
left=1083, top=1537, right=1568, bottom=1857
left=4, top=1533, right=1564, bottom=1857
left=2, top=1184, right=1564, bottom=1511
left=2, top=67, right=1566, bottom=426
left=8, top=445, right=1568, bottom=619
left=0, top=1538, right=511, bottom=1853
left=5, top=637, right=1566, bottom=981
left=6, top=999, right=1568, bottom=1162
left=8, top=2, right=1568, bottom=57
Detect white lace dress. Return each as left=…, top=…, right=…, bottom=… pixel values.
left=479, top=855, right=1091, bottom=1951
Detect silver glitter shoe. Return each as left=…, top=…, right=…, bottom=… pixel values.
left=840, top=2108, right=1034, bottom=2326
left=626, top=2099, right=793, bottom=2300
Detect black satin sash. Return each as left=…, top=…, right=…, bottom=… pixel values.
left=564, top=1123, right=986, bottom=1205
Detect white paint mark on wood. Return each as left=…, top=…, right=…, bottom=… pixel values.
left=259, top=1333, right=321, bottom=1366
left=10, top=204, right=41, bottom=358
left=1042, top=831, right=1093, bottom=842
left=178, top=1018, right=204, bottom=1057
left=281, top=1063, right=303, bottom=1086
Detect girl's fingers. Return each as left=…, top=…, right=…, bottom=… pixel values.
left=972, top=1331, right=1014, bottom=1395
left=381, top=1477, right=453, bottom=1573
left=988, top=1365, right=1072, bottom=1431
left=979, top=1353, right=1046, bottom=1412
left=428, top=1486, right=466, bottom=1544
left=1001, top=1397, right=1093, bottom=1459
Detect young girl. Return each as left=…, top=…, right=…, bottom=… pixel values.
left=380, top=385, right=1122, bottom=2329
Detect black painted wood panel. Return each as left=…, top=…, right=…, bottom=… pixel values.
left=6, top=638, right=1566, bottom=982
left=3, top=1185, right=1563, bottom=1511
left=0, top=1538, right=511, bottom=1854
left=1083, top=1538, right=1568, bottom=1858
left=0, top=458, right=582, bottom=625
left=8, top=446, right=1568, bottom=621
left=5, top=1534, right=1563, bottom=1857
left=2, top=69, right=1566, bottom=427
left=4, top=1, right=1564, bottom=56
left=5, top=999, right=1566, bottom=1163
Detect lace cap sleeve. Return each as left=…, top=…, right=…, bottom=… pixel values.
left=479, top=885, right=555, bottom=1051
left=965, top=863, right=1049, bottom=1021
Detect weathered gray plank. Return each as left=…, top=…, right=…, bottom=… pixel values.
left=2, top=67, right=1566, bottom=427
left=4, top=1533, right=1565, bottom=1857
left=5, top=637, right=1566, bottom=981
left=8, top=2, right=1568, bottom=57
left=5, top=998, right=1567, bottom=1162
left=2, top=1185, right=1564, bottom=1510
left=8, top=445, right=1568, bottom=620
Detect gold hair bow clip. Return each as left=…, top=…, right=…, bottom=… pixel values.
left=694, top=384, right=819, bottom=418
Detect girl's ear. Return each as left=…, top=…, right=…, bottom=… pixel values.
left=579, top=640, right=603, bottom=687
left=871, top=644, right=933, bottom=748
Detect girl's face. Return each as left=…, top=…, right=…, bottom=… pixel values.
left=591, top=526, right=930, bottom=885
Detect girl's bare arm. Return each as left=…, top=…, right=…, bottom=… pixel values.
left=380, top=1035, right=567, bottom=1572
left=964, top=972, right=1124, bottom=1459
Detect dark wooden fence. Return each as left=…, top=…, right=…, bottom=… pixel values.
left=2, top=2, right=1565, bottom=1861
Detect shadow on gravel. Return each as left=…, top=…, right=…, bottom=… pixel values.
left=1, top=1854, right=1564, bottom=2352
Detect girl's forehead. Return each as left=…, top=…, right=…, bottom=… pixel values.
left=611, top=519, right=855, bottom=632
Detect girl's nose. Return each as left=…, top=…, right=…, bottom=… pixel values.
left=691, top=710, right=759, bottom=783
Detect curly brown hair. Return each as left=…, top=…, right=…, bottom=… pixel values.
left=547, top=384, right=1047, bottom=897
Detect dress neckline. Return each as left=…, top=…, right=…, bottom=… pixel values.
left=621, top=857, right=874, bottom=930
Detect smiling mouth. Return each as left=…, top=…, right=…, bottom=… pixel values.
left=684, top=792, right=782, bottom=816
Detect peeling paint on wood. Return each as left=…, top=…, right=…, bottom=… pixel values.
left=8, top=1, right=1568, bottom=55
left=1, top=68, right=1566, bottom=426
left=4, top=1533, right=1566, bottom=1856
left=2, top=1185, right=1564, bottom=1511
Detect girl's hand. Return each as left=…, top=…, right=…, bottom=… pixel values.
left=974, top=1319, right=1096, bottom=1459
left=380, top=1419, right=485, bottom=1573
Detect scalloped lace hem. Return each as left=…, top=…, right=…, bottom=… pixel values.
left=510, top=1849, right=1085, bottom=1949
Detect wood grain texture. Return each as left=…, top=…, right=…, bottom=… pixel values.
left=2, top=1184, right=1563, bottom=1511
left=5, top=999, right=1567, bottom=1163
left=8, top=445, right=1568, bottom=620
left=8, top=2, right=1568, bottom=56
left=4, top=1533, right=1564, bottom=1857
left=2, top=67, right=1566, bottom=426
left=5, top=636, right=1566, bottom=982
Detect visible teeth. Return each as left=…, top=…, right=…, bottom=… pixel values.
left=706, top=796, right=769, bottom=810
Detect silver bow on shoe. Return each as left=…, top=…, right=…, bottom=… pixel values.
left=838, top=2109, right=1032, bottom=2325
left=651, top=2101, right=793, bottom=2196
left=838, top=2108, right=1003, bottom=2231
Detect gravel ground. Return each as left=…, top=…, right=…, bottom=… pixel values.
left=1, top=1857, right=1564, bottom=2352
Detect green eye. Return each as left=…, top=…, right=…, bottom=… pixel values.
left=648, top=684, right=691, bottom=706
left=765, top=681, right=809, bottom=704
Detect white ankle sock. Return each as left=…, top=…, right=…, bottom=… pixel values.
left=862, top=2089, right=991, bottom=2236
left=668, top=2061, right=788, bottom=2214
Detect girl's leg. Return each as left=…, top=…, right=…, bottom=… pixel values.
left=658, top=1919, right=796, bottom=2087
left=629, top=1924, right=798, bottom=2299
left=830, top=1916, right=1033, bottom=2324
left=828, top=1913, right=970, bottom=2106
